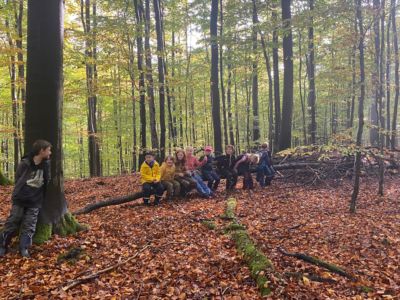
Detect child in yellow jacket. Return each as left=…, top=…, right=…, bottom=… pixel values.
left=140, top=151, right=164, bottom=205
left=160, top=155, right=181, bottom=200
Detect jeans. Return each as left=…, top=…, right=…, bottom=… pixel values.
left=191, top=172, right=212, bottom=196
left=202, top=170, right=220, bottom=190
left=256, top=164, right=275, bottom=187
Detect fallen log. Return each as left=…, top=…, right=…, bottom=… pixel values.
left=73, top=191, right=144, bottom=215
left=278, top=247, right=355, bottom=280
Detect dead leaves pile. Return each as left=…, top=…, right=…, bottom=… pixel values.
left=0, top=175, right=399, bottom=299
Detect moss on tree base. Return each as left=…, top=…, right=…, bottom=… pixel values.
left=33, top=213, right=88, bottom=244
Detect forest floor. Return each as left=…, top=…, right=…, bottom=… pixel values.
left=0, top=174, right=399, bottom=299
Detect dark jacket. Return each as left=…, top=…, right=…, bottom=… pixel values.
left=215, top=154, right=236, bottom=172
left=200, top=154, right=215, bottom=172
left=12, top=154, right=51, bottom=208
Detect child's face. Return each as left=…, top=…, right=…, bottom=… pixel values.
left=186, top=148, right=193, bottom=156
left=39, top=147, right=52, bottom=160
left=226, top=147, right=233, bottom=155
left=166, top=158, right=174, bottom=166
left=205, top=150, right=212, bottom=155
left=145, top=155, right=154, bottom=163
left=176, top=152, right=184, bottom=160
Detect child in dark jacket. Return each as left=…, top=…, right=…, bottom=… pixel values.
left=215, top=145, right=237, bottom=191
left=234, top=153, right=259, bottom=190
left=256, top=143, right=275, bottom=187
left=0, top=139, right=52, bottom=258
left=140, top=151, right=164, bottom=206
left=200, top=146, right=220, bottom=191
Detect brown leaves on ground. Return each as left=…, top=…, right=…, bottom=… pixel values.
left=0, top=175, right=399, bottom=299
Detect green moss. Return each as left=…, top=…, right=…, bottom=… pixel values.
left=221, top=197, right=237, bottom=220
left=224, top=222, right=246, bottom=233
left=359, top=286, right=373, bottom=293
left=201, top=220, right=217, bottom=230
left=53, top=213, right=88, bottom=236
left=57, top=246, right=85, bottom=264
left=33, top=223, right=52, bottom=244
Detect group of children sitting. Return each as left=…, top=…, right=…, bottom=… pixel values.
left=139, top=143, right=276, bottom=205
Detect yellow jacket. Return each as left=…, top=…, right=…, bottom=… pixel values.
left=140, top=161, right=161, bottom=184
left=160, top=162, right=176, bottom=181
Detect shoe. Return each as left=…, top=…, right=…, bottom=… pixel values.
left=143, top=198, right=150, bottom=206
left=20, top=248, right=30, bottom=258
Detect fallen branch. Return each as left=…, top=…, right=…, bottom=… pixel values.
left=284, top=272, right=337, bottom=284
left=73, top=191, right=144, bottom=215
left=278, top=247, right=355, bottom=280
left=61, top=241, right=185, bottom=292
left=62, top=244, right=150, bottom=291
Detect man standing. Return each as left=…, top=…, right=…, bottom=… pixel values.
left=0, top=140, right=52, bottom=258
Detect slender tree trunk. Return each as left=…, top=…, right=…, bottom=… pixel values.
left=272, top=4, right=281, bottom=150
left=5, top=16, right=20, bottom=174
left=298, top=31, right=307, bottom=145
left=227, top=47, right=235, bottom=146
left=391, top=0, right=399, bottom=149
left=386, top=3, right=392, bottom=147
left=259, top=30, right=274, bottom=151
left=308, top=0, right=316, bottom=144
left=279, top=0, right=294, bottom=150
left=153, top=0, right=166, bottom=159
left=234, top=69, right=240, bottom=151
left=349, top=19, right=357, bottom=129
left=219, top=0, right=228, bottom=147
left=81, top=0, right=101, bottom=177
left=15, top=0, right=24, bottom=161
left=211, top=0, right=222, bottom=153
left=351, top=0, right=366, bottom=214
left=134, top=0, right=147, bottom=163
left=252, top=0, right=260, bottom=143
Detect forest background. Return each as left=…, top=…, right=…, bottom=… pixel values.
left=0, top=0, right=399, bottom=180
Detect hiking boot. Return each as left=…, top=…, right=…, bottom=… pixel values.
left=19, top=234, right=32, bottom=258
left=0, top=246, right=6, bottom=257
left=0, top=232, right=12, bottom=257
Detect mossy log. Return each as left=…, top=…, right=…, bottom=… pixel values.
left=73, top=192, right=144, bottom=215
left=33, top=213, right=87, bottom=244
left=223, top=197, right=273, bottom=296
left=278, top=247, right=355, bottom=280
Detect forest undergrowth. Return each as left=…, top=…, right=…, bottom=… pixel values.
left=0, top=174, right=399, bottom=299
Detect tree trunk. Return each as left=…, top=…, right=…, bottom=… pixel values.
left=26, top=0, right=83, bottom=242
left=259, top=30, right=274, bottom=152
left=81, top=0, right=101, bottom=177
left=349, top=19, right=357, bottom=129
left=307, top=0, right=316, bottom=144
left=134, top=0, right=147, bottom=164
left=279, top=0, right=294, bottom=150
left=391, top=0, right=399, bottom=149
left=153, top=0, right=166, bottom=160
left=211, top=0, right=223, bottom=153
left=298, top=31, right=307, bottom=145
left=272, top=4, right=281, bottom=150
left=386, top=4, right=392, bottom=147
left=5, top=16, right=20, bottom=175
left=144, top=0, right=159, bottom=152
left=219, top=0, right=229, bottom=147
left=227, top=47, right=235, bottom=146
left=252, top=0, right=260, bottom=143
left=350, top=0, right=366, bottom=214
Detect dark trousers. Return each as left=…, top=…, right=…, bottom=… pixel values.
left=142, top=182, right=164, bottom=204
left=175, top=175, right=197, bottom=196
left=242, top=172, right=254, bottom=190
left=0, top=204, right=40, bottom=249
left=203, top=170, right=220, bottom=190
left=221, top=169, right=238, bottom=190
left=161, top=180, right=181, bottom=199
left=256, top=165, right=275, bottom=187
